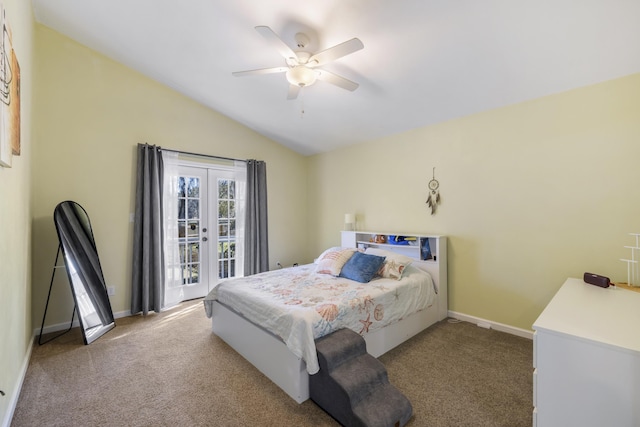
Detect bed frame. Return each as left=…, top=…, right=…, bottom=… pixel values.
left=209, top=233, right=447, bottom=403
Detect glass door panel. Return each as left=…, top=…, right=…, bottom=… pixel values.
left=217, top=178, right=237, bottom=280
left=172, top=166, right=239, bottom=301
left=177, top=168, right=209, bottom=300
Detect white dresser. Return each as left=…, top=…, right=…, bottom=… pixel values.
left=532, top=278, right=640, bottom=427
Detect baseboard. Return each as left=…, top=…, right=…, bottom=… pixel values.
left=33, top=309, right=132, bottom=337
left=447, top=311, right=534, bottom=340
left=1, top=335, right=34, bottom=427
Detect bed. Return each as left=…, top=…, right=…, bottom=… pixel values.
left=203, top=233, right=447, bottom=403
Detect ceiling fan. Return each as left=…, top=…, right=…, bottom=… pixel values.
left=232, top=26, right=364, bottom=100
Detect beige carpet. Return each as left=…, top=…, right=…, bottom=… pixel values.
left=12, top=300, right=532, bottom=426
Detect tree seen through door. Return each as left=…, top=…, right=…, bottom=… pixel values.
left=218, top=179, right=236, bottom=279
left=178, top=176, right=201, bottom=285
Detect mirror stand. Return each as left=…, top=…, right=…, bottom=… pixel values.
left=40, top=201, right=116, bottom=345
left=38, top=244, right=76, bottom=345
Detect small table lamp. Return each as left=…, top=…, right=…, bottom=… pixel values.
left=344, top=214, right=355, bottom=231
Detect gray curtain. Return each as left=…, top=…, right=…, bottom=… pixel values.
left=131, top=143, right=164, bottom=315
left=244, top=160, right=269, bottom=275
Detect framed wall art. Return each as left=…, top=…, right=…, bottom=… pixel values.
left=0, top=2, right=20, bottom=168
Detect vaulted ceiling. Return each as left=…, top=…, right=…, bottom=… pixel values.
left=32, top=0, right=640, bottom=155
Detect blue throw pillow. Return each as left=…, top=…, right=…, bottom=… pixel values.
left=339, top=252, right=386, bottom=283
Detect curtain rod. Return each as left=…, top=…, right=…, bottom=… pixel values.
left=161, top=147, right=247, bottom=163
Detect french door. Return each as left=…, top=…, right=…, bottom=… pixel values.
left=176, top=165, right=240, bottom=300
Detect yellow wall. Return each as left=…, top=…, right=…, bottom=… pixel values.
left=0, top=0, right=33, bottom=421
left=3, top=5, right=639, bottom=420
left=31, top=25, right=309, bottom=328
left=308, top=73, right=640, bottom=330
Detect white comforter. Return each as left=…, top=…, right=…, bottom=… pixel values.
left=203, top=263, right=435, bottom=374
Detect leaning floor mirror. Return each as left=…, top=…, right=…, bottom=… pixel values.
left=53, top=201, right=115, bottom=344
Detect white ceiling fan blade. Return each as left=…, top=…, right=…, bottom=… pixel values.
left=232, top=67, right=288, bottom=77
left=255, top=26, right=298, bottom=62
left=308, top=38, right=364, bottom=67
left=287, top=84, right=300, bottom=100
left=316, top=70, right=359, bottom=91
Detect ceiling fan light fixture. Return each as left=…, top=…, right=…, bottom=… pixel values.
left=234, top=26, right=363, bottom=99
left=286, top=65, right=317, bottom=87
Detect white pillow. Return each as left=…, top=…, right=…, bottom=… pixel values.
left=364, top=247, right=414, bottom=280
left=314, top=246, right=341, bottom=264
left=315, top=247, right=357, bottom=276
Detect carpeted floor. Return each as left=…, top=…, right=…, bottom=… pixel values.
left=12, top=299, right=533, bottom=426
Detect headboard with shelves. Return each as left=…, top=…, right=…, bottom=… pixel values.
left=341, top=231, right=448, bottom=319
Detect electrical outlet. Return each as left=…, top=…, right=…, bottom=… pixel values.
left=107, top=286, right=115, bottom=296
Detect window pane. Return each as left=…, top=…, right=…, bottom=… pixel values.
left=178, top=200, right=185, bottom=220
left=187, top=221, right=199, bottom=237
left=179, top=243, right=187, bottom=264
left=178, top=177, right=186, bottom=197
left=191, top=263, right=199, bottom=282
left=229, top=242, right=235, bottom=258
left=186, top=244, right=192, bottom=263
left=219, top=222, right=228, bottom=237
left=219, top=260, right=228, bottom=279
left=218, top=180, right=228, bottom=199
left=189, top=242, right=200, bottom=263
left=218, top=201, right=228, bottom=219
left=229, top=181, right=235, bottom=199
left=229, top=259, right=235, bottom=277
left=188, top=178, right=200, bottom=197
left=188, top=200, right=199, bottom=219
left=229, top=220, right=236, bottom=237
left=229, top=201, right=235, bottom=218
left=223, top=241, right=228, bottom=258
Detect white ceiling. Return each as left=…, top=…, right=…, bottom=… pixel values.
left=32, top=0, right=640, bottom=156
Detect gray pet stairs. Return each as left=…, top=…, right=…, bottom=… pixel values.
left=310, top=328, right=413, bottom=427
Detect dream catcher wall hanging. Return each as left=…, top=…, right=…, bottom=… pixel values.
left=426, top=167, right=441, bottom=215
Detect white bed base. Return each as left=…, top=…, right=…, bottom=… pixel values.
left=210, top=295, right=444, bottom=403
left=209, top=255, right=447, bottom=404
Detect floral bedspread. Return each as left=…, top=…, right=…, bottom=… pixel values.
left=203, top=263, right=435, bottom=374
